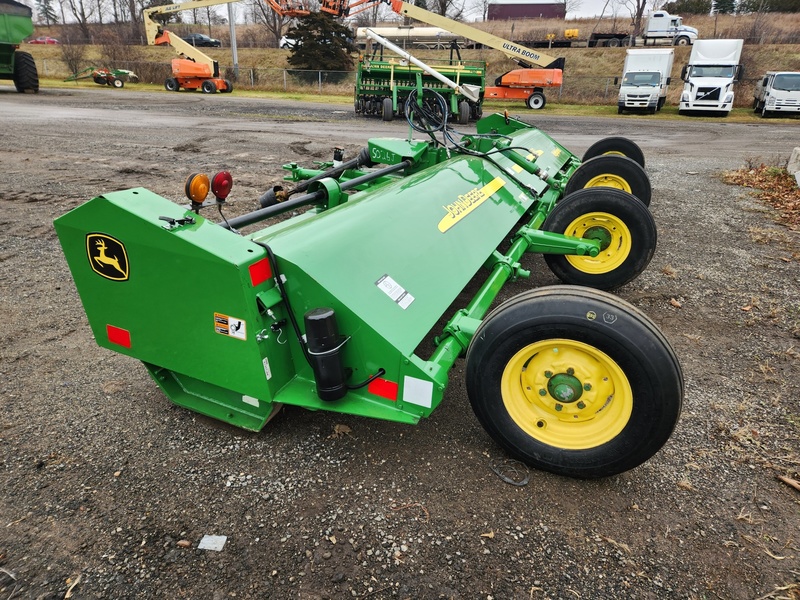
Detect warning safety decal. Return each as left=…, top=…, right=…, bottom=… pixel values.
left=214, top=313, right=247, bottom=340
left=376, top=274, right=414, bottom=310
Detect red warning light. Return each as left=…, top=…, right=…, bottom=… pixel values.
left=211, top=171, right=233, bottom=200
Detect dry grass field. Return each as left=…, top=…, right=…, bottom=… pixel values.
left=25, top=12, right=800, bottom=107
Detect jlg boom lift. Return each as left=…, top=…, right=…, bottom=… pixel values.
left=143, top=0, right=239, bottom=93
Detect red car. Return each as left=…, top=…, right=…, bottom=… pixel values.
left=28, top=36, right=60, bottom=44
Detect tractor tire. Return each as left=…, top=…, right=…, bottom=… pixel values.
left=201, top=80, right=217, bottom=94
left=13, top=51, right=39, bottom=93
left=111, top=78, right=124, bottom=88
left=457, top=100, right=470, bottom=125
left=564, top=155, right=651, bottom=206
left=526, top=91, right=546, bottom=110
left=222, top=79, right=233, bottom=93
left=93, top=75, right=106, bottom=85
left=464, top=285, right=683, bottom=479
left=542, top=187, right=657, bottom=290
left=581, top=136, right=645, bottom=169
left=165, top=78, right=179, bottom=92
left=382, top=97, right=394, bottom=122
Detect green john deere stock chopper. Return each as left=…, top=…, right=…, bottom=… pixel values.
left=55, top=88, right=683, bottom=479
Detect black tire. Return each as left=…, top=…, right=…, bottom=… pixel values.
left=581, top=136, right=645, bottom=169
left=657, top=96, right=665, bottom=110
left=526, top=91, right=546, bottom=110
left=165, top=78, right=179, bottom=92
left=93, top=75, right=106, bottom=85
left=607, top=37, right=621, bottom=47
left=12, top=51, right=39, bottom=93
left=674, top=36, right=691, bottom=46
left=111, top=77, right=124, bottom=88
left=458, top=100, right=470, bottom=125
left=382, top=97, right=394, bottom=122
left=222, top=79, right=233, bottom=93
left=617, top=106, right=624, bottom=115
left=465, top=285, right=683, bottom=479
left=565, top=155, right=651, bottom=206
left=542, top=187, right=657, bottom=290
left=201, top=80, right=217, bottom=94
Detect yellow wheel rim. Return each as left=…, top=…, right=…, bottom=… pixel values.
left=501, top=339, right=633, bottom=450
left=602, top=150, right=627, bottom=158
left=584, top=172, right=632, bottom=193
left=563, top=211, right=632, bottom=274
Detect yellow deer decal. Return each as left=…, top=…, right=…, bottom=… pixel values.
left=94, top=239, right=126, bottom=276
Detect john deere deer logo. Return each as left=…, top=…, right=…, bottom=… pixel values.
left=86, top=234, right=129, bottom=281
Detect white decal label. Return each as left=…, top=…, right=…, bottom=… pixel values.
left=376, top=274, right=414, bottom=310
left=402, top=376, right=433, bottom=409
left=262, top=356, right=272, bottom=381
left=214, top=313, right=246, bottom=340
left=242, top=395, right=259, bottom=407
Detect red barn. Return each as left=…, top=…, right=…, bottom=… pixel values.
left=488, top=1, right=566, bottom=20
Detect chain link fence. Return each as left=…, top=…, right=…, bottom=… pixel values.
left=42, top=58, right=767, bottom=108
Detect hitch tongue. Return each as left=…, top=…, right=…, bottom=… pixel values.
left=304, top=308, right=348, bottom=401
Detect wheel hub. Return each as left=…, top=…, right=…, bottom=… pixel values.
left=547, top=373, right=583, bottom=403
left=581, top=226, right=612, bottom=251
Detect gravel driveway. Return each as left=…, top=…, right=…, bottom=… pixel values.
left=1, top=86, right=799, bottom=600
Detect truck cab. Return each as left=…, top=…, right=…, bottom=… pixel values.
left=617, top=48, right=674, bottom=114
left=679, top=39, right=743, bottom=116
left=643, top=11, right=698, bottom=46
left=753, top=71, right=800, bottom=117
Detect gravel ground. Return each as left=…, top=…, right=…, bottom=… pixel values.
left=1, top=86, right=799, bottom=600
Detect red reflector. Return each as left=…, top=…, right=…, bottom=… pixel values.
left=249, top=258, right=272, bottom=287
left=107, top=325, right=131, bottom=348
left=368, top=377, right=398, bottom=401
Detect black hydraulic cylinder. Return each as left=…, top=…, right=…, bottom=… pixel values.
left=305, top=308, right=347, bottom=402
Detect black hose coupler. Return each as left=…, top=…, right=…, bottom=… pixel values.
left=305, top=308, right=347, bottom=401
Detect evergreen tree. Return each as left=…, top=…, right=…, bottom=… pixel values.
left=35, top=0, right=58, bottom=25
left=713, top=0, right=737, bottom=13
left=286, top=12, right=356, bottom=71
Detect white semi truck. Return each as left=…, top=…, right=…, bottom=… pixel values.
left=753, top=71, right=800, bottom=117
left=678, top=39, right=744, bottom=116
left=617, top=48, right=674, bottom=114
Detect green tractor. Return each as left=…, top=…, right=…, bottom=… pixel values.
left=0, top=0, right=39, bottom=93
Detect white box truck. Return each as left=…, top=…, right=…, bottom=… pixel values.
left=679, top=39, right=744, bottom=116
left=753, top=71, right=800, bottom=117
left=617, top=48, right=675, bottom=114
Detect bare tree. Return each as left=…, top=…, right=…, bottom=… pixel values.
left=251, top=0, right=292, bottom=46
left=61, top=0, right=97, bottom=40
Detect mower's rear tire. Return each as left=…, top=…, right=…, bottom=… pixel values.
left=465, top=286, right=683, bottom=479
left=93, top=75, right=106, bottom=85
left=564, top=155, right=651, bottom=206
left=165, top=78, right=179, bottom=92
left=13, top=51, right=39, bottom=93
left=542, top=188, right=657, bottom=290
left=201, top=80, right=217, bottom=94
left=382, top=97, right=394, bottom=121
left=581, top=137, right=645, bottom=169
